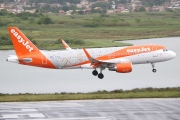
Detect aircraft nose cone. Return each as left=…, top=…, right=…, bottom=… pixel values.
left=170, top=51, right=176, bottom=59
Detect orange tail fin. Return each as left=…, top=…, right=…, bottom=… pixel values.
left=8, top=27, right=39, bottom=56
left=8, top=27, right=56, bottom=69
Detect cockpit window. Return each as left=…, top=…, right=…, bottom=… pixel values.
left=163, top=48, right=168, bottom=52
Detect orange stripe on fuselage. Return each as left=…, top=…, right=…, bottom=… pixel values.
left=70, top=45, right=165, bottom=68
left=96, top=45, right=164, bottom=61
left=18, top=53, right=56, bottom=69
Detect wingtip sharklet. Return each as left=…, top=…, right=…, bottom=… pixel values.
left=83, top=48, right=92, bottom=59
left=61, top=39, right=72, bottom=50
left=83, top=48, right=102, bottom=67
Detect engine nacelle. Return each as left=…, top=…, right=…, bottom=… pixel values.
left=109, top=62, right=132, bottom=73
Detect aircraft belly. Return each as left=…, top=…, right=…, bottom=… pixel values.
left=127, top=54, right=148, bottom=64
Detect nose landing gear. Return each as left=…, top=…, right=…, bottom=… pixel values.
left=151, top=63, right=157, bottom=73
left=152, top=69, right=156, bottom=73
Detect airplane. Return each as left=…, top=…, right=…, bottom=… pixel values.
left=6, top=27, right=176, bottom=79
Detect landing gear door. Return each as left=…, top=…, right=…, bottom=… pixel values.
left=153, top=47, right=158, bottom=57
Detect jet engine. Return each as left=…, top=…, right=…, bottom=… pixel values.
left=109, top=62, right=132, bottom=73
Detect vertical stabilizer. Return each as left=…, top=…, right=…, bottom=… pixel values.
left=7, top=27, right=56, bottom=69
left=8, top=27, right=40, bottom=56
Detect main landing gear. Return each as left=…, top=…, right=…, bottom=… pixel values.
left=92, top=69, right=98, bottom=76
left=92, top=67, right=105, bottom=79
left=151, top=63, right=157, bottom=73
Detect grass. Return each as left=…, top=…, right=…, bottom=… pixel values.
left=0, top=12, right=180, bottom=50
left=0, top=87, right=180, bottom=102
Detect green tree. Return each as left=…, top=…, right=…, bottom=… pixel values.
left=0, top=9, right=9, bottom=16
left=61, top=5, right=69, bottom=12
left=29, top=18, right=35, bottom=24
left=135, top=18, right=141, bottom=24
left=35, top=9, right=40, bottom=13
left=139, top=6, right=146, bottom=12
left=91, top=2, right=111, bottom=10
left=44, top=17, right=53, bottom=24
left=77, top=10, right=85, bottom=15
left=69, top=4, right=77, bottom=11
left=0, top=34, right=12, bottom=45
left=141, top=0, right=170, bottom=7
left=88, top=0, right=97, bottom=2
left=91, top=9, right=106, bottom=14
left=21, top=16, right=28, bottom=20
left=37, top=17, right=45, bottom=24
left=37, top=17, right=53, bottom=24
left=29, top=0, right=81, bottom=4
left=0, top=19, right=12, bottom=26
left=135, top=6, right=146, bottom=12
left=84, top=16, right=105, bottom=27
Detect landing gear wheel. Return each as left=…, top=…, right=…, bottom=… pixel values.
left=98, top=73, right=104, bottom=79
left=92, top=70, right=98, bottom=76
left=152, top=69, right=156, bottom=73
left=151, top=63, right=157, bottom=73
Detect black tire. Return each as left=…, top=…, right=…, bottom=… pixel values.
left=98, top=73, right=104, bottom=79
left=92, top=70, right=98, bottom=76
left=152, top=69, right=157, bottom=73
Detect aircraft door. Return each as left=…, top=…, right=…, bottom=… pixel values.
left=153, top=47, right=158, bottom=57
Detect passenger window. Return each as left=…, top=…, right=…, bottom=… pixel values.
left=163, top=48, right=168, bottom=52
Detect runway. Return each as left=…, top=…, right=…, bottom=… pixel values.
left=0, top=98, right=180, bottom=120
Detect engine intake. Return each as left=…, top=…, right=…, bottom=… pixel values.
left=109, top=62, right=132, bottom=73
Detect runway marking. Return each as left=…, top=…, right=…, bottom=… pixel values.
left=0, top=109, right=37, bottom=113
left=1, top=113, right=45, bottom=119
left=0, top=99, right=180, bottom=120
left=21, top=109, right=37, bottom=112
left=14, top=117, right=109, bottom=120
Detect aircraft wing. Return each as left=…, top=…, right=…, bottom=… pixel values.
left=83, top=48, right=103, bottom=68
left=98, top=58, right=130, bottom=64
left=83, top=48, right=130, bottom=68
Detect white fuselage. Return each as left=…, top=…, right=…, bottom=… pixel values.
left=7, top=27, right=176, bottom=79
left=39, top=47, right=175, bottom=69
